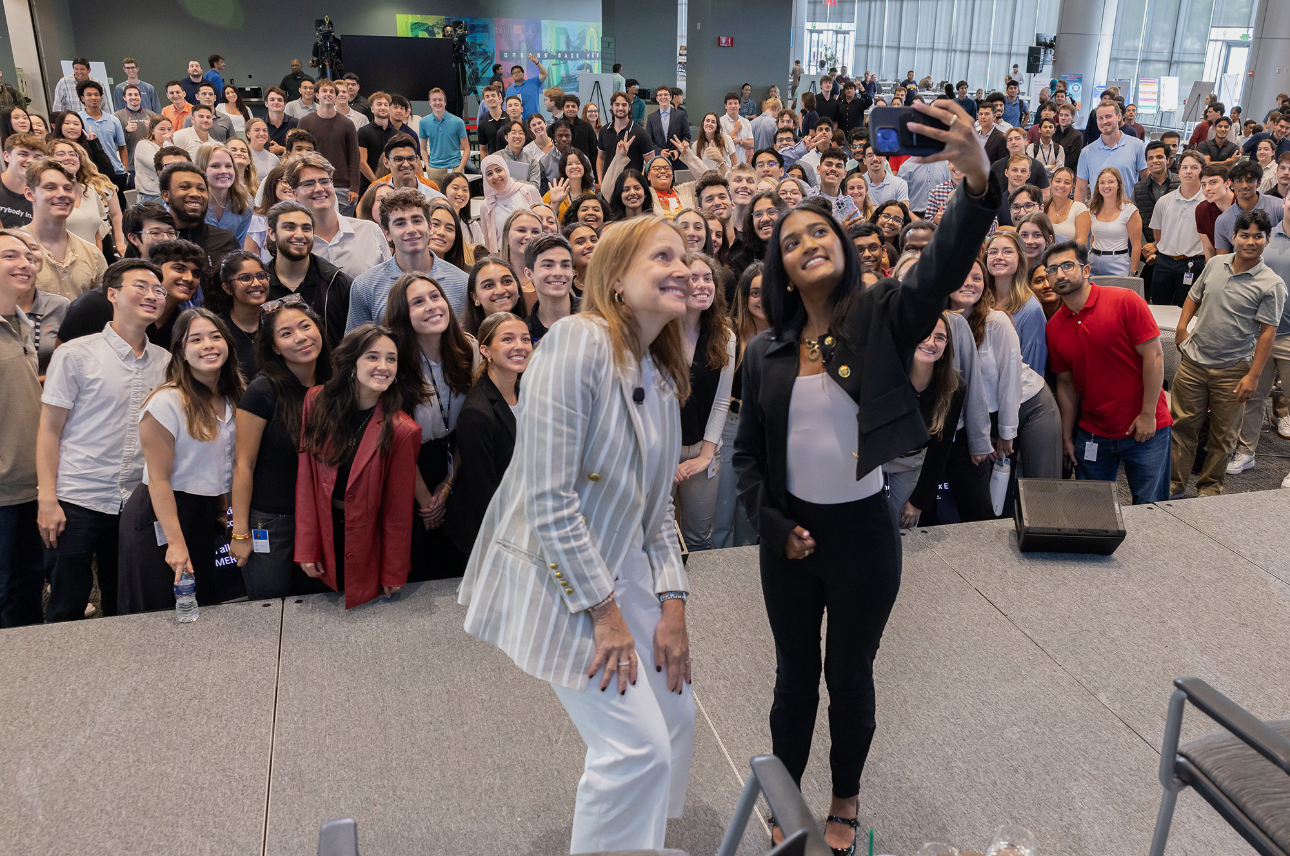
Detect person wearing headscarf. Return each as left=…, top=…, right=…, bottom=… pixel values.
left=479, top=152, right=543, bottom=252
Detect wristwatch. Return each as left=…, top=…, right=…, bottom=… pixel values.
left=658, top=591, right=688, bottom=605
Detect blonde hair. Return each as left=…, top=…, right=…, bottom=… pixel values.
left=195, top=142, right=252, bottom=215
left=984, top=231, right=1032, bottom=316
left=50, top=139, right=114, bottom=198
left=225, top=137, right=257, bottom=192
left=581, top=215, right=690, bottom=401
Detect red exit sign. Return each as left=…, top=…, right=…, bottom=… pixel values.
left=717, top=36, right=734, bottom=47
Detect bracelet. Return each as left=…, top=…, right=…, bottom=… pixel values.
left=658, top=591, right=688, bottom=605
left=231, top=532, right=252, bottom=541
left=589, top=591, right=615, bottom=612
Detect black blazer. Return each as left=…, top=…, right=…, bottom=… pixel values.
left=445, top=374, right=517, bottom=554
left=733, top=172, right=1002, bottom=555
left=645, top=108, right=690, bottom=166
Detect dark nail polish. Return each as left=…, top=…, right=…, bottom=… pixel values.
left=656, top=665, right=662, bottom=672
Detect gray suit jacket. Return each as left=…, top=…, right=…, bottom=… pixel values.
left=459, top=315, right=688, bottom=690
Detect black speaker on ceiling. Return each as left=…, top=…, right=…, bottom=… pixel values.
left=1013, top=478, right=1126, bottom=554
left=1026, top=46, right=1044, bottom=74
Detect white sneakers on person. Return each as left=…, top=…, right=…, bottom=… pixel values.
left=1282, top=470, right=1290, bottom=489
left=1226, top=452, right=1256, bottom=474
left=1279, top=413, right=1290, bottom=439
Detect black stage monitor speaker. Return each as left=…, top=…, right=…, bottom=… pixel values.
left=1027, top=47, right=1044, bottom=74
left=1014, top=478, right=1126, bottom=554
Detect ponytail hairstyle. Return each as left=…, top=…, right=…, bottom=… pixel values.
left=151, top=308, right=246, bottom=441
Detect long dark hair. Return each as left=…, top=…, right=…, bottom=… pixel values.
left=733, top=261, right=769, bottom=359
left=463, top=255, right=525, bottom=336
left=427, top=199, right=473, bottom=271
left=739, top=190, right=787, bottom=262
left=763, top=205, right=862, bottom=340
left=149, top=308, right=246, bottom=441
left=608, top=167, right=653, bottom=221
left=382, top=273, right=476, bottom=405
left=0, top=105, right=29, bottom=147
left=924, top=313, right=961, bottom=438
left=687, top=253, right=732, bottom=370
left=255, top=300, right=334, bottom=444
left=557, top=148, right=594, bottom=196
left=302, top=324, right=403, bottom=466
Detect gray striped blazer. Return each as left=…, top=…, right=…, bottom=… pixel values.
left=458, top=315, right=689, bottom=690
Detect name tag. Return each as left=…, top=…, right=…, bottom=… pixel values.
left=154, top=520, right=167, bottom=546
left=1182, top=272, right=1193, bottom=286
left=1084, top=441, right=1098, bottom=462
left=252, top=529, right=270, bottom=553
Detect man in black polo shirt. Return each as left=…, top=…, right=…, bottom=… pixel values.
left=263, top=200, right=351, bottom=345
left=596, top=91, right=650, bottom=184
left=263, top=86, right=298, bottom=157
left=357, top=91, right=397, bottom=194
left=476, top=84, right=508, bottom=157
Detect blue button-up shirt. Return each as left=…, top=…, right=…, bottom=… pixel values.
left=1077, top=131, right=1148, bottom=197
left=738, top=96, right=756, bottom=119
left=79, top=110, right=127, bottom=174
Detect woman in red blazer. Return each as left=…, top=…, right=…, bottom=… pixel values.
left=295, top=324, right=420, bottom=608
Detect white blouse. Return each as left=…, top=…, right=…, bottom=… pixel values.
left=1089, top=203, right=1136, bottom=252
left=1048, top=200, right=1088, bottom=241
left=785, top=372, right=884, bottom=504
left=142, top=387, right=235, bottom=496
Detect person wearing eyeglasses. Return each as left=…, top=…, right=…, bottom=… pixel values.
left=55, top=239, right=205, bottom=349
left=1044, top=240, right=1172, bottom=503
left=997, top=156, right=1039, bottom=227
left=37, top=259, right=171, bottom=621
left=285, top=151, right=390, bottom=281
left=216, top=251, right=270, bottom=373
left=231, top=296, right=332, bottom=599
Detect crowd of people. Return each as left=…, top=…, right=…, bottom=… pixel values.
left=1, top=49, right=1289, bottom=856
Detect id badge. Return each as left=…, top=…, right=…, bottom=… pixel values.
left=1182, top=272, right=1193, bottom=286
left=252, top=529, right=270, bottom=554
left=154, top=520, right=168, bottom=546
left=1084, top=441, right=1098, bottom=462
left=707, top=458, right=719, bottom=479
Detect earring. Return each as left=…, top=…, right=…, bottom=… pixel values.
left=787, top=284, right=794, bottom=292
left=613, top=291, right=624, bottom=304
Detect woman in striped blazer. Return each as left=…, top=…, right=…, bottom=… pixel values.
left=458, top=215, right=696, bottom=854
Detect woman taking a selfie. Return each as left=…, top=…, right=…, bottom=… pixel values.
left=734, top=98, right=998, bottom=854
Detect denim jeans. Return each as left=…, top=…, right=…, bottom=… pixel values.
left=0, top=500, right=44, bottom=627
left=44, top=501, right=120, bottom=622
left=1074, top=425, right=1172, bottom=504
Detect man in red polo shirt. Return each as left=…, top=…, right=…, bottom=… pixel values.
left=1044, top=240, right=1173, bottom=503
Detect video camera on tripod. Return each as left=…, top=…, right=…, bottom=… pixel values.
left=311, top=16, right=343, bottom=79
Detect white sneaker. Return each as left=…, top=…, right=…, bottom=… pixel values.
left=1279, top=414, right=1290, bottom=439
left=1283, top=471, right=1290, bottom=489
left=1226, top=452, right=1256, bottom=474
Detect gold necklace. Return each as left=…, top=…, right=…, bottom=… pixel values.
left=802, top=336, right=821, bottom=362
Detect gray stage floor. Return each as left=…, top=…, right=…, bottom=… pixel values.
left=2, top=490, right=1287, bottom=856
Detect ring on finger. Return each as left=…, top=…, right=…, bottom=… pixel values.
left=947, top=114, right=957, bottom=128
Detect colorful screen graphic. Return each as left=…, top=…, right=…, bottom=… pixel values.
left=396, top=14, right=600, bottom=97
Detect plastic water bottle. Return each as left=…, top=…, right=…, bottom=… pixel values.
left=174, top=571, right=198, bottom=623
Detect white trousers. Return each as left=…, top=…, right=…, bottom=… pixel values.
left=550, top=554, right=696, bottom=854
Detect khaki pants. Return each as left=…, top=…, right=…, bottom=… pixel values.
left=425, top=167, right=452, bottom=191
left=1169, top=354, right=1250, bottom=497
left=1235, top=335, right=1290, bottom=455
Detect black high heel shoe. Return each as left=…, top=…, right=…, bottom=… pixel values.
left=824, top=814, right=860, bottom=856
